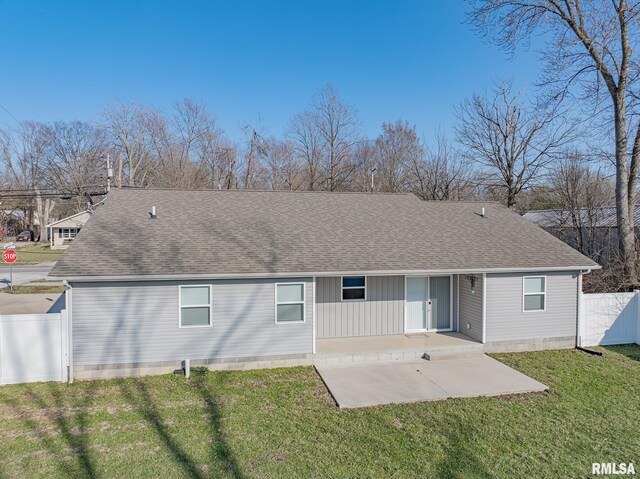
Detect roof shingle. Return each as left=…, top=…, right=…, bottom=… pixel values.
left=50, top=189, right=598, bottom=278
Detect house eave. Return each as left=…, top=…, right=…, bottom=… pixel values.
left=45, top=210, right=91, bottom=228
left=51, top=265, right=600, bottom=283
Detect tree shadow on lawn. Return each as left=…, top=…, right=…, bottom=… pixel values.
left=602, top=344, right=640, bottom=361
left=3, top=379, right=100, bottom=478
left=190, top=373, right=246, bottom=479
left=119, top=375, right=245, bottom=479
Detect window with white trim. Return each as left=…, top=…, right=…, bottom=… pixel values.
left=59, top=228, right=79, bottom=239
left=523, top=276, right=546, bottom=311
left=342, top=276, right=366, bottom=301
left=276, top=283, right=305, bottom=323
left=179, top=285, right=212, bottom=327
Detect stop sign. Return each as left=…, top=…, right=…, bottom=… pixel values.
left=2, top=249, right=17, bottom=263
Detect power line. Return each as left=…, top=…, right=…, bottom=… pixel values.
left=0, top=102, right=22, bottom=126
left=0, top=189, right=107, bottom=200
left=0, top=185, right=105, bottom=193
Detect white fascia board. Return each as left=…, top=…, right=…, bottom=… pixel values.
left=54, top=265, right=599, bottom=283
left=46, top=210, right=91, bottom=228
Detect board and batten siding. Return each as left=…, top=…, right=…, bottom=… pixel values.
left=485, top=271, right=578, bottom=342
left=70, top=278, right=313, bottom=366
left=315, top=276, right=404, bottom=338
left=458, top=274, right=483, bottom=341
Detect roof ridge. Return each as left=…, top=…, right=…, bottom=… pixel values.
left=116, top=187, right=415, bottom=197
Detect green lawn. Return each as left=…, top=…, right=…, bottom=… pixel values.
left=0, top=284, right=66, bottom=294
left=0, top=346, right=639, bottom=479
left=1, top=244, right=65, bottom=264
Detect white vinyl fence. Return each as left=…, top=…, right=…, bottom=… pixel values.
left=580, top=292, right=640, bottom=347
left=0, top=311, right=68, bottom=385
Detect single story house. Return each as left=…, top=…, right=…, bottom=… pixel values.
left=46, top=211, right=91, bottom=249
left=50, top=189, right=599, bottom=380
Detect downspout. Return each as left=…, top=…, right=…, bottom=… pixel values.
left=64, top=280, right=74, bottom=383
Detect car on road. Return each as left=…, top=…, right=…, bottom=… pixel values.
left=16, top=230, right=33, bottom=242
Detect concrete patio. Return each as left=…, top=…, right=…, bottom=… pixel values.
left=314, top=332, right=485, bottom=365
left=316, top=331, right=481, bottom=354
left=315, top=354, right=548, bottom=408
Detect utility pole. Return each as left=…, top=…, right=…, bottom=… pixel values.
left=118, top=153, right=123, bottom=188
left=106, top=154, right=113, bottom=192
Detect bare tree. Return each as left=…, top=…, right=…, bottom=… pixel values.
left=313, top=85, right=361, bottom=190
left=352, top=140, right=378, bottom=192
left=196, top=125, right=235, bottom=190
left=455, top=81, right=570, bottom=209
left=552, top=153, right=614, bottom=260
left=238, top=124, right=262, bottom=189
left=288, top=110, right=324, bottom=191
left=289, top=85, right=360, bottom=191
left=408, top=132, right=477, bottom=201
left=373, top=121, right=419, bottom=192
left=147, top=99, right=216, bottom=189
left=253, top=136, right=300, bottom=190
left=467, top=0, right=640, bottom=284
left=0, top=122, right=52, bottom=240
left=45, top=121, right=108, bottom=200
left=103, top=102, right=156, bottom=187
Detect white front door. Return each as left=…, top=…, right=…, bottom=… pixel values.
left=429, top=275, right=452, bottom=331
left=405, top=276, right=453, bottom=332
left=406, top=276, right=429, bottom=331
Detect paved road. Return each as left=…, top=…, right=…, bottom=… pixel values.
left=0, top=262, right=57, bottom=288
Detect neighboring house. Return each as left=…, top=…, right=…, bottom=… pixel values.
left=523, top=206, right=640, bottom=265
left=1, top=209, right=57, bottom=237
left=49, top=189, right=598, bottom=380
left=46, top=211, right=91, bottom=249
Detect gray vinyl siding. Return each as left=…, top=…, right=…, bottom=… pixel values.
left=485, top=271, right=578, bottom=342
left=452, top=275, right=459, bottom=332
left=316, top=276, right=404, bottom=338
left=458, top=274, right=483, bottom=341
left=70, top=278, right=313, bottom=366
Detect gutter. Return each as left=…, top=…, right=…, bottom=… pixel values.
left=51, top=265, right=601, bottom=283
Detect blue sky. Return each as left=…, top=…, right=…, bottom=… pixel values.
left=0, top=0, right=542, bottom=142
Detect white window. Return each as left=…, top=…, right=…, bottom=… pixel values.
left=60, top=228, right=79, bottom=239
left=523, top=276, right=546, bottom=312
left=342, top=276, right=366, bottom=301
left=275, top=283, right=305, bottom=323
left=179, top=285, right=212, bottom=327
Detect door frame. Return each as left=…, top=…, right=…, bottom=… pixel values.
left=404, top=275, right=454, bottom=333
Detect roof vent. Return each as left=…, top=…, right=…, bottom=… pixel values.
left=149, top=206, right=157, bottom=219
left=480, top=207, right=485, bottom=218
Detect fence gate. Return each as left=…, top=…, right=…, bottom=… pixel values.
left=580, top=292, right=638, bottom=347
left=0, top=311, right=68, bottom=385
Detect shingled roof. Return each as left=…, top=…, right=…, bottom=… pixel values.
left=50, top=189, right=598, bottom=279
